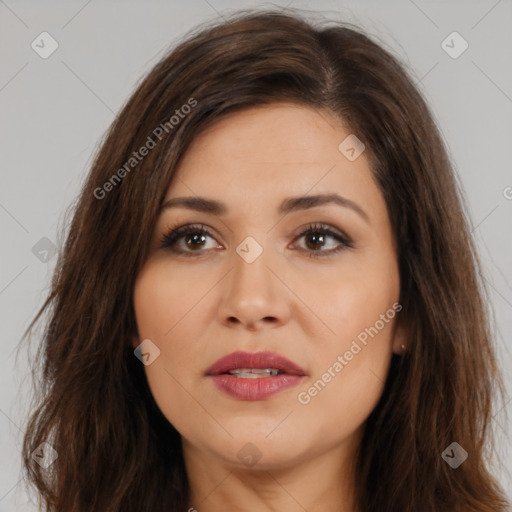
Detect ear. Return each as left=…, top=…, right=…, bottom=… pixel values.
left=391, top=315, right=409, bottom=355
left=132, top=335, right=140, bottom=349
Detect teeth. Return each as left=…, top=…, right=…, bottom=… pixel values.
left=227, top=368, right=281, bottom=378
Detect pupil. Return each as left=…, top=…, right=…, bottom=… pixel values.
left=307, top=233, right=324, bottom=250
left=186, top=233, right=205, bottom=249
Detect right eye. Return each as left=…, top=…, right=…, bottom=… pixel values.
left=159, top=223, right=221, bottom=256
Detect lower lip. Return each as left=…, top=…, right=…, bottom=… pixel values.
left=209, top=374, right=304, bottom=400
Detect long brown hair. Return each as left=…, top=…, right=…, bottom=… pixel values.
left=20, top=7, right=510, bottom=511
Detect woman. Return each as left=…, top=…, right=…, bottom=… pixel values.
left=21, top=7, right=510, bottom=511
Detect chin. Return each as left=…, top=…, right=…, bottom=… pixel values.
left=209, top=431, right=309, bottom=471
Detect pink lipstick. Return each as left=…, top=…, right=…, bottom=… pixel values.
left=206, top=350, right=306, bottom=400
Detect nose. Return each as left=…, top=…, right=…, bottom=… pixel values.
left=216, top=240, right=292, bottom=331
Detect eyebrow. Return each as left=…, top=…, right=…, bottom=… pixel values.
left=160, top=193, right=369, bottom=223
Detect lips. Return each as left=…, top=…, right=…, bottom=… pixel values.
left=205, top=350, right=307, bottom=377
left=206, top=350, right=307, bottom=400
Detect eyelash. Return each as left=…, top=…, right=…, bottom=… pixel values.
left=159, top=222, right=353, bottom=259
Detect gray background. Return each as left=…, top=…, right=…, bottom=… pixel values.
left=1, top=0, right=511, bottom=509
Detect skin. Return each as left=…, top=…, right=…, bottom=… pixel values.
left=132, top=103, right=407, bottom=511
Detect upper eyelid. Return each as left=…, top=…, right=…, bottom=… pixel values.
left=160, top=222, right=351, bottom=248
left=164, top=222, right=347, bottom=238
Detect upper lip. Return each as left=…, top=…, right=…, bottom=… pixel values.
left=206, top=350, right=307, bottom=376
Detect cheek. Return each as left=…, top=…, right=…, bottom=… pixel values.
left=133, top=263, right=176, bottom=340
left=294, top=256, right=398, bottom=425
left=296, top=251, right=399, bottom=350
left=133, top=262, right=210, bottom=431
left=296, top=353, right=390, bottom=447
left=294, top=301, right=396, bottom=444
left=133, top=259, right=212, bottom=341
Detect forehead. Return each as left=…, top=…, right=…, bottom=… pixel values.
left=176, top=103, right=346, bottom=176
left=164, top=103, right=382, bottom=220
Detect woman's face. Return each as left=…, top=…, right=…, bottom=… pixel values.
left=133, top=103, right=406, bottom=473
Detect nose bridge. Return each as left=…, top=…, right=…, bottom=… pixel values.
left=230, top=233, right=276, bottom=303
left=217, top=232, right=290, bottom=328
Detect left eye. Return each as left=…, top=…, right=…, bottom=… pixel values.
left=295, top=224, right=352, bottom=256
left=160, top=222, right=352, bottom=258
